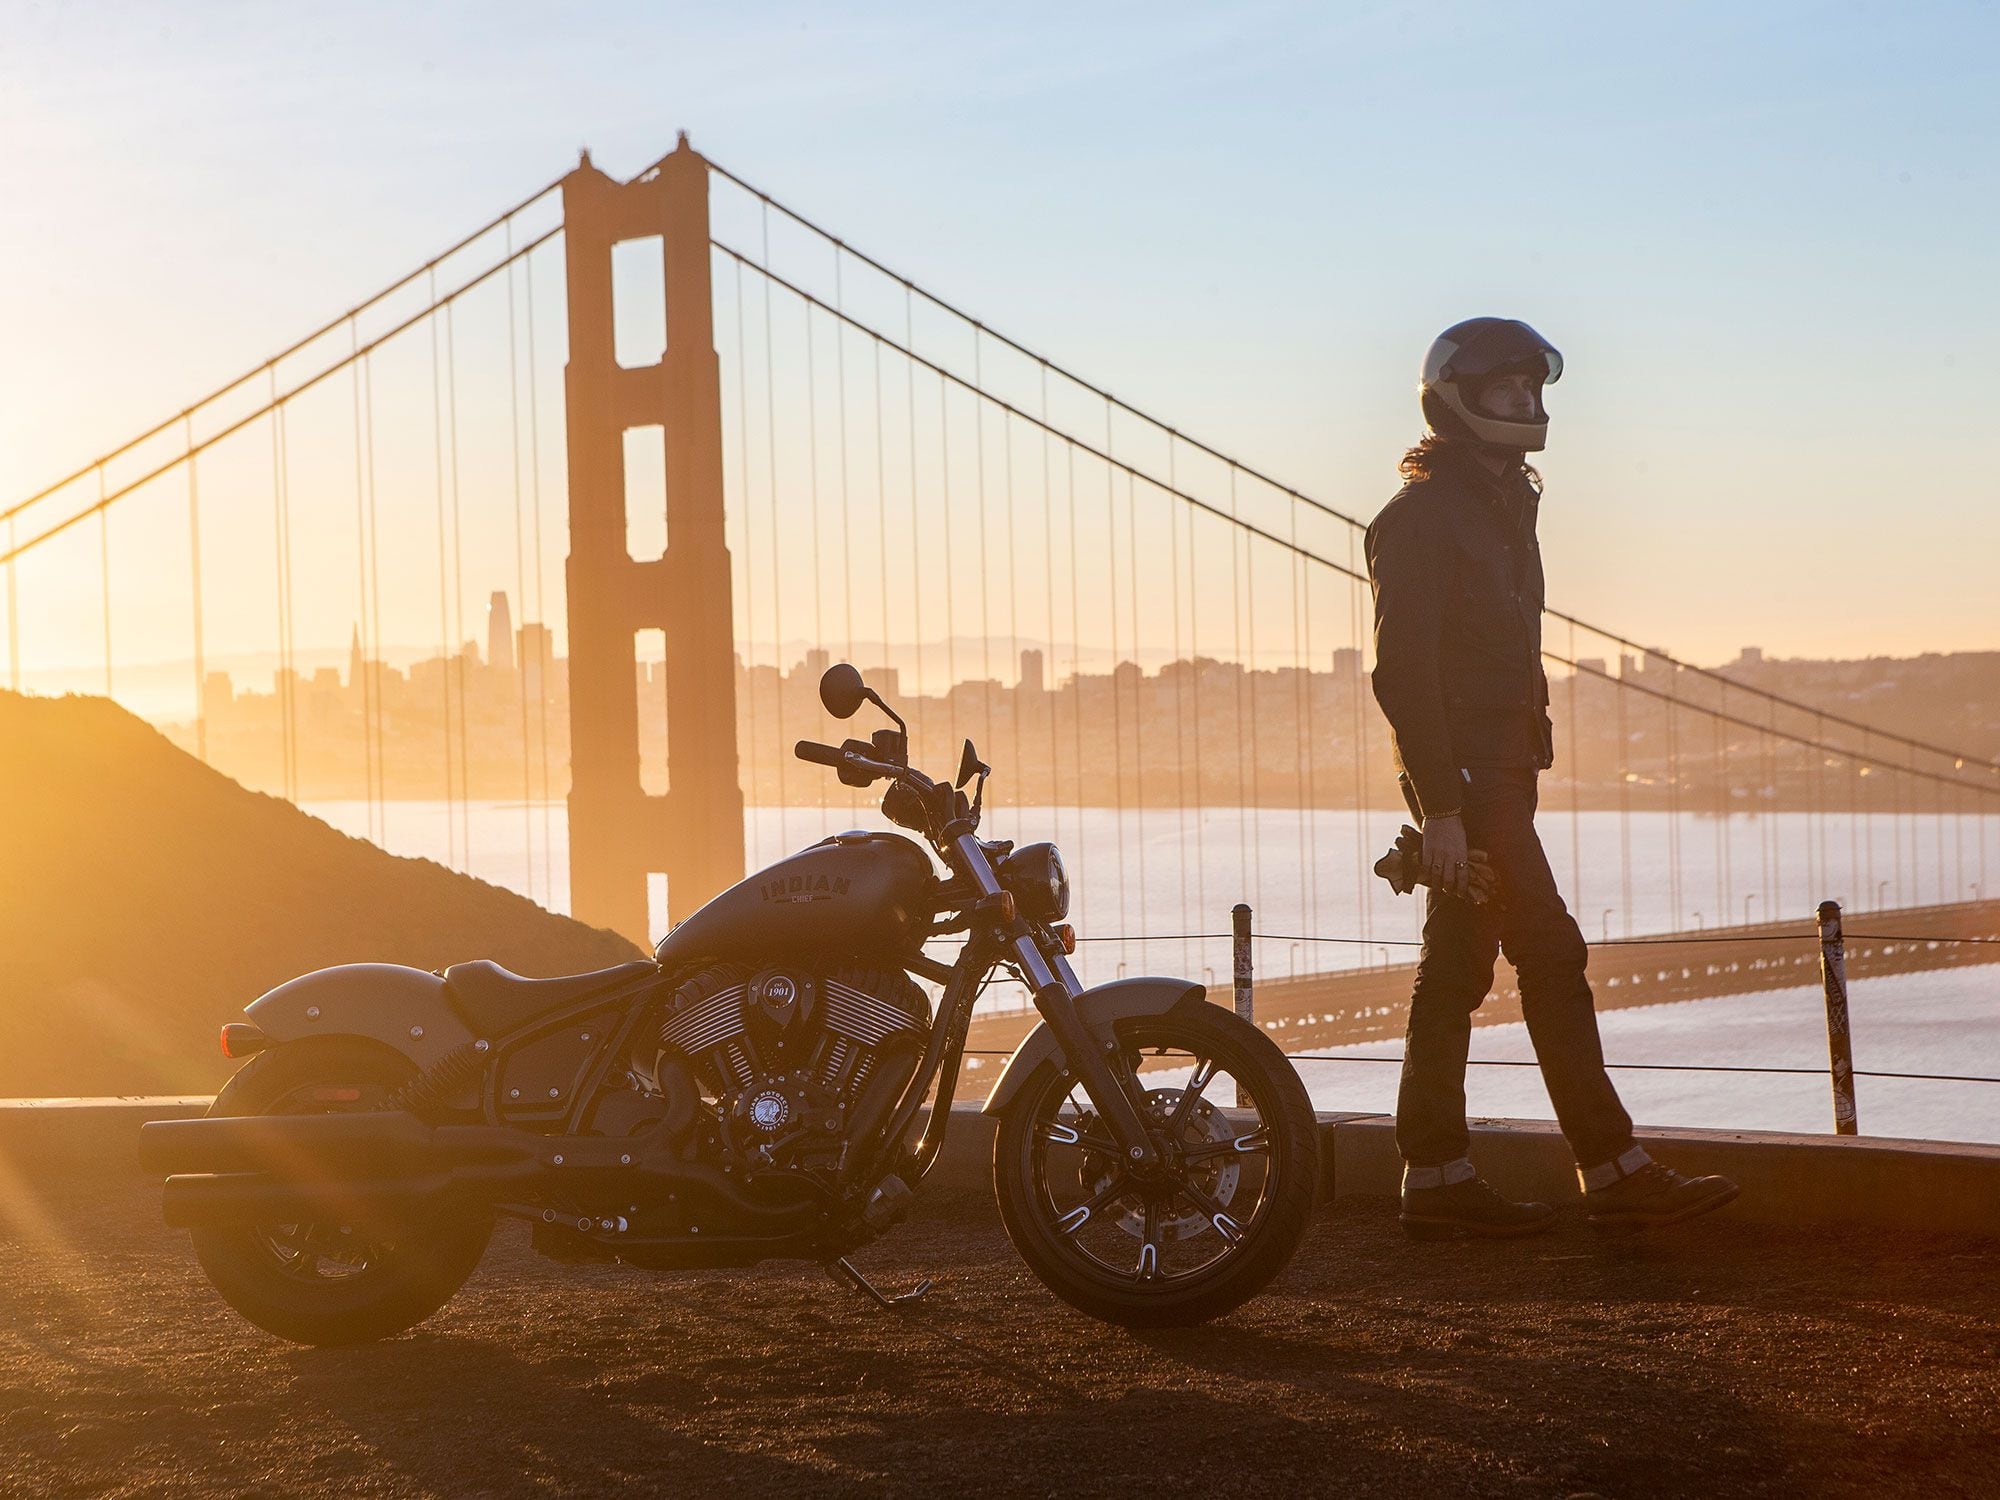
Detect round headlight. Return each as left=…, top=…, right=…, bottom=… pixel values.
left=1000, top=841, right=1070, bottom=923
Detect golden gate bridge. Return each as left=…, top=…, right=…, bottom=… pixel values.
left=5, top=134, right=1996, bottom=1023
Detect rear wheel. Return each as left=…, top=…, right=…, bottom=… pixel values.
left=993, top=1004, right=1319, bottom=1327
left=189, top=1037, right=492, bottom=1346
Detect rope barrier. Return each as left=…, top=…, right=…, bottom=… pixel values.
left=955, top=1049, right=2000, bottom=1087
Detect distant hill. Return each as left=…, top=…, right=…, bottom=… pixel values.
left=0, top=691, right=643, bottom=1098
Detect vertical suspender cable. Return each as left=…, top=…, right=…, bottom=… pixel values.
left=1126, top=470, right=1147, bottom=950
left=834, top=255, right=854, bottom=663
left=429, top=273, right=459, bottom=870
left=505, top=232, right=536, bottom=899
left=362, top=354, right=386, bottom=833
left=805, top=303, right=826, bottom=824
left=1348, top=530, right=1372, bottom=943
left=275, top=387, right=298, bottom=803
left=1241, top=479, right=1263, bottom=914
left=526, top=243, right=554, bottom=900
left=349, top=349, right=377, bottom=842
left=1228, top=471, right=1248, bottom=916
left=1292, top=498, right=1317, bottom=942
left=445, top=304, right=471, bottom=863
left=1185, top=447, right=1207, bottom=957
left=1039, top=365, right=1062, bottom=886
left=5, top=511, right=17, bottom=690
left=1103, top=412, right=1129, bottom=948
left=1616, top=668, right=1631, bottom=938
left=974, top=333, right=993, bottom=743
left=872, top=340, right=891, bottom=741
left=1167, top=440, right=1191, bottom=973
left=734, top=257, right=760, bottom=833
left=1568, top=620, right=1582, bottom=913
left=1003, top=401, right=1022, bottom=806
left=268, top=387, right=292, bottom=801
left=938, top=367, right=957, bottom=753
left=98, top=479, right=112, bottom=699
left=761, top=209, right=788, bottom=852
left=1065, top=444, right=1087, bottom=926
left=186, top=418, right=207, bottom=762
left=905, top=287, right=925, bottom=762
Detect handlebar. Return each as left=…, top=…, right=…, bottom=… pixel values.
left=793, top=740, right=844, bottom=768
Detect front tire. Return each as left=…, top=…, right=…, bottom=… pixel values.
left=993, top=1003, right=1318, bottom=1327
left=188, top=1037, right=493, bottom=1346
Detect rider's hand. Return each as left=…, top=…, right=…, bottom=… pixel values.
left=1420, top=813, right=1471, bottom=899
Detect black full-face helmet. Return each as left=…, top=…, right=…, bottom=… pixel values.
left=1419, top=317, right=1563, bottom=452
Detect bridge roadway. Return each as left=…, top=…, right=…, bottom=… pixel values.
left=5, top=1166, right=1997, bottom=1495
left=967, top=899, right=2000, bottom=1060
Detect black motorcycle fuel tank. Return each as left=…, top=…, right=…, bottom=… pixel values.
left=654, top=831, right=935, bottom=969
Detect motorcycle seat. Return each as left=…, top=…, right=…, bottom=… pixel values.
left=442, top=958, right=659, bottom=1038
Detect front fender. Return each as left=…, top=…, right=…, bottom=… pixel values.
left=980, top=976, right=1209, bottom=1116
left=243, top=963, right=476, bottom=1072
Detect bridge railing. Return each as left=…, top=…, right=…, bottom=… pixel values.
left=960, top=895, right=2000, bottom=1141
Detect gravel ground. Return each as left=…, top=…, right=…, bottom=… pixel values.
left=3, top=1175, right=1997, bottom=1499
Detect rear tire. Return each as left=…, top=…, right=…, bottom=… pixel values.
left=189, top=1037, right=492, bottom=1346
left=993, top=1004, right=1318, bottom=1328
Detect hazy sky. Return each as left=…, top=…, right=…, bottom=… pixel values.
left=4, top=0, right=1997, bottom=671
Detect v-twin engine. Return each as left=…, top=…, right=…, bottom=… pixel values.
left=654, top=961, right=929, bottom=1177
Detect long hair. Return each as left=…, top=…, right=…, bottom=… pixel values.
left=1399, top=392, right=1540, bottom=488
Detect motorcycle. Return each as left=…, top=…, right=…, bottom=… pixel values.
left=141, top=663, right=1320, bottom=1344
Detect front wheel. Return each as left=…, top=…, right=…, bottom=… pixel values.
left=993, top=1002, right=1319, bottom=1327
left=188, top=1037, right=493, bottom=1346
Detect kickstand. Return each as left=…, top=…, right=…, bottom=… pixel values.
left=826, top=1255, right=933, bottom=1308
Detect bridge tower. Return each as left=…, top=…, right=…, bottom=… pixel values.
left=561, top=135, right=744, bottom=947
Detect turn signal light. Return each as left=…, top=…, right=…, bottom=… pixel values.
left=1052, top=924, right=1077, bottom=954
left=219, top=1022, right=268, bottom=1059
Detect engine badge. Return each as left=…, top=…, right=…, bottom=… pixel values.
left=748, top=1089, right=791, bottom=1132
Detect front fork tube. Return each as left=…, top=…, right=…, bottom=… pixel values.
left=1028, top=960, right=1160, bottom=1171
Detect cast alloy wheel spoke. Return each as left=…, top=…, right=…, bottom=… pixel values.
left=1055, top=1172, right=1135, bottom=1237
left=1166, top=1056, right=1220, bottom=1136
left=1182, top=1127, right=1270, bottom=1164
left=1176, top=1178, right=1247, bottom=1245
left=1040, top=1119, right=1118, bottom=1156
left=1135, top=1200, right=1161, bottom=1282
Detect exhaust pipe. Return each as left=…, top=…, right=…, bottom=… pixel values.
left=139, top=1113, right=540, bottom=1179
left=147, top=1115, right=825, bottom=1234
left=163, top=1171, right=458, bottom=1231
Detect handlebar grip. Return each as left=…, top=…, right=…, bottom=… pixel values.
left=794, top=739, right=845, bottom=767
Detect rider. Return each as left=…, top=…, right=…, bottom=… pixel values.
left=1364, top=317, right=1740, bottom=1238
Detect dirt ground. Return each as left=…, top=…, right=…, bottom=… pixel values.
left=2, top=1174, right=1996, bottom=1499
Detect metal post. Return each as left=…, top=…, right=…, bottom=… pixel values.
left=1816, top=899, right=1858, bottom=1135
left=1231, top=903, right=1253, bottom=1107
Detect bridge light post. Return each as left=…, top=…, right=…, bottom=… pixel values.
left=1744, top=892, right=1758, bottom=927
left=1601, top=908, right=1614, bottom=943
left=1877, top=880, right=1890, bottom=911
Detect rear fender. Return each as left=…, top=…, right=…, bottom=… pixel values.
left=242, top=963, right=477, bottom=1073
left=980, top=977, right=1209, bottom=1116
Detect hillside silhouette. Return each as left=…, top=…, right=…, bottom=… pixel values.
left=0, top=690, right=643, bottom=1098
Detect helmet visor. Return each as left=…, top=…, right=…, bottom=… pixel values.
left=1440, top=320, right=1563, bottom=385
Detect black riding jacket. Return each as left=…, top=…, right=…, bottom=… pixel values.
left=1364, top=444, right=1555, bottom=820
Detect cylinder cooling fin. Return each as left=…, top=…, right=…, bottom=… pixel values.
left=656, top=961, right=927, bottom=1103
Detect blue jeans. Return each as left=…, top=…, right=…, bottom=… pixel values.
left=1396, top=766, right=1636, bottom=1171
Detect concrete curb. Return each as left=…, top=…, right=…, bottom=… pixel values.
left=10, top=1098, right=1996, bottom=1238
